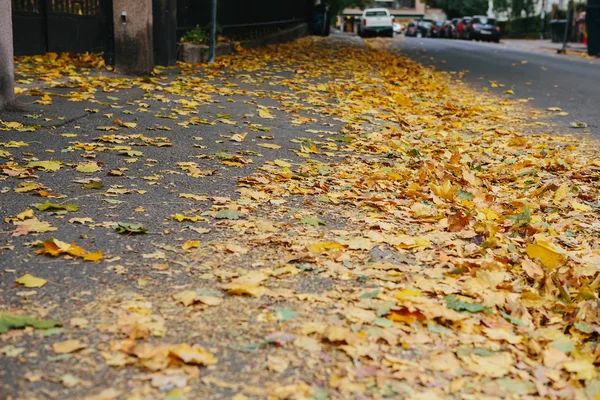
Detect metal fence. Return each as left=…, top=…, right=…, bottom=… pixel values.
left=12, top=0, right=113, bottom=56
left=176, top=0, right=312, bottom=37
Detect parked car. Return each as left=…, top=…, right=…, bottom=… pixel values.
left=456, top=17, right=473, bottom=39
left=439, top=20, right=454, bottom=38
left=429, top=21, right=442, bottom=37
left=405, top=20, right=433, bottom=38
left=393, top=22, right=403, bottom=34
left=449, top=18, right=461, bottom=38
left=464, top=16, right=501, bottom=42
left=358, top=8, right=394, bottom=37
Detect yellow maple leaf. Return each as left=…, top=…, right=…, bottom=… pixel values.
left=182, top=240, right=200, bottom=250
left=169, top=343, right=217, bottom=365
left=430, top=180, right=458, bottom=201
left=308, top=241, right=344, bottom=254
left=16, top=274, right=47, bottom=288
left=571, top=201, right=593, bottom=212
left=553, top=184, right=569, bottom=205
left=83, top=251, right=103, bottom=262
left=526, top=241, right=567, bottom=271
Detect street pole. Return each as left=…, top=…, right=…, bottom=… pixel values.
left=559, top=0, right=572, bottom=53
left=540, top=0, right=546, bottom=39
left=208, top=0, right=217, bottom=64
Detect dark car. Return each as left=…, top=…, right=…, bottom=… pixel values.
left=464, top=16, right=501, bottom=42
left=456, top=17, right=472, bottom=39
left=439, top=20, right=454, bottom=38
left=405, top=19, right=433, bottom=37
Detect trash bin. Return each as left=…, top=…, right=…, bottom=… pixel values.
left=587, top=3, right=600, bottom=56
left=311, top=3, right=330, bottom=36
left=549, top=19, right=567, bottom=43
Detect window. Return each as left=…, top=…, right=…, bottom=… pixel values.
left=400, top=0, right=415, bottom=8
left=366, top=11, right=389, bottom=16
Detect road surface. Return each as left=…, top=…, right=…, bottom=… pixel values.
left=392, top=37, right=600, bottom=136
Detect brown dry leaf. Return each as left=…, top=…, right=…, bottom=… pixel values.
left=173, top=291, right=223, bottom=307
left=447, top=210, right=470, bottom=232
left=224, top=283, right=265, bottom=297
left=12, top=218, right=57, bottom=236
left=169, top=343, right=217, bottom=366
left=53, top=340, right=87, bottom=354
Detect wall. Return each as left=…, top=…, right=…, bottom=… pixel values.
left=113, top=0, right=154, bottom=75
left=0, top=0, right=15, bottom=109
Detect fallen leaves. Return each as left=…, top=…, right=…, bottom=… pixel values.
left=36, top=238, right=102, bottom=261
left=52, top=339, right=87, bottom=354
left=169, top=344, right=218, bottom=366
left=15, top=274, right=47, bottom=288
left=173, top=291, right=222, bottom=307
left=12, top=218, right=57, bottom=236
left=525, top=240, right=567, bottom=271
left=0, top=312, right=61, bottom=333
left=114, top=222, right=147, bottom=234
left=35, top=202, right=79, bottom=212
left=4, top=33, right=600, bottom=399
left=76, top=162, right=102, bottom=173
left=26, top=160, right=61, bottom=172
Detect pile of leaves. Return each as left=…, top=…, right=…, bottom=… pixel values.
left=2, top=35, right=600, bottom=399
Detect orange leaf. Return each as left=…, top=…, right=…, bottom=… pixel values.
left=387, top=307, right=426, bottom=324
left=83, top=251, right=103, bottom=262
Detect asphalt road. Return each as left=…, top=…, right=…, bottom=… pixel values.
left=391, top=37, right=600, bottom=136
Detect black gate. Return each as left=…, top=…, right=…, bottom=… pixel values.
left=12, top=0, right=113, bottom=61
left=176, top=0, right=311, bottom=39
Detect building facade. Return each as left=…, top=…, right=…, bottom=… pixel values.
left=486, top=0, right=563, bottom=21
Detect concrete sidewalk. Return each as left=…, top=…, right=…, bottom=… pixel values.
left=501, top=38, right=591, bottom=55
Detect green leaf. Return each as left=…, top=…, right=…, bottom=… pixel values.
left=214, top=209, right=243, bottom=220
left=570, top=121, right=588, bottom=128
left=427, top=322, right=453, bottom=335
left=114, top=222, right=147, bottom=234
left=575, top=322, right=593, bottom=334
left=373, top=318, right=393, bottom=327
left=106, top=96, right=120, bottom=101
left=445, top=295, right=486, bottom=314
left=121, top=150, right=143, bottom=157
left=275, top=308, right=298, bottom=322
left=550, top=336, right=574, bottom=354
left=35, top=202, right=79, bottom=212
left=0, top=312, right=61, bottom=334
left=497, top=378, right=536, bottom=395
left=83, top=182, right=104, bottom=190
left=456, top=190, right=474, bottom=201
left=372, top=301, right=395, bottom=317
left=359, top=289, right=380, bottom=299
left=506, top=204, right=531, bottom=227
left=501, top=311, right=525, bottom=326
left=36, top=327, right=64, bottom=337
left=299, top=217, right=326, bottom=226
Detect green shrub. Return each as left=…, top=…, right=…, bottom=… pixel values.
left=181, top=25, right=223, bottom=45
left=181, top=25, right=209, bottom=45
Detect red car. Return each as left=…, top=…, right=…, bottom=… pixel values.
left=455, top=17, right=472, bottom=39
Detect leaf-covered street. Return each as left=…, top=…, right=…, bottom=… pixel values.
left=1, top=35, right=600, bottom=399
